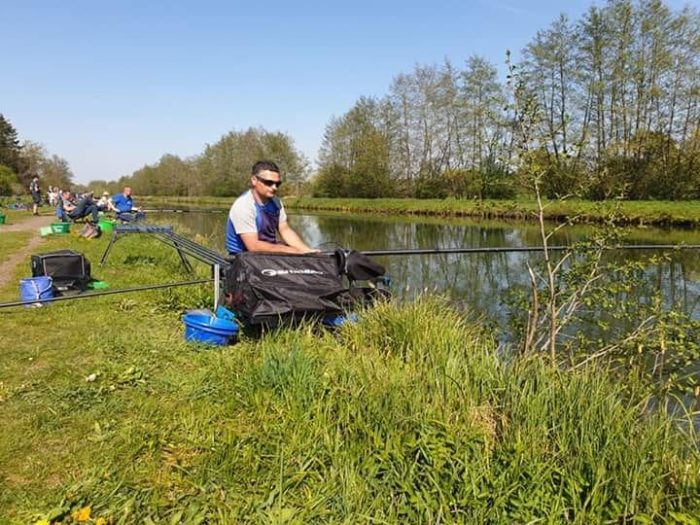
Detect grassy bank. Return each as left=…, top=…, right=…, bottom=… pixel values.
left=0, top=229, right=698, bottom=523
left=141, top=196, right=700, bottom=226
left=0, top=231, right=32, bottom=264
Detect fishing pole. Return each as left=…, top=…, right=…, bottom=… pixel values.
left=0, top=278, right=214, bottom=310
left=142, top=208, right=224, bottom=214
left=360, top=244, right=700, bottom=256
left=5, top=243, right=697, bottom=309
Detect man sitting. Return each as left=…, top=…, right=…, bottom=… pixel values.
left=57, top=190, right=100, bottom=225
left=226, top=160, right=315, bottom=254
left=111, top=186, right=145, bottom=222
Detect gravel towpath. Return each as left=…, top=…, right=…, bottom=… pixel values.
left=0, top=214, right=53, bottom=289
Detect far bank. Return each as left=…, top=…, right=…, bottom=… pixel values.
left=140, top=196, right=700, bottom=227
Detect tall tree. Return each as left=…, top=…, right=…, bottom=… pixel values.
left=17, top=141, right=73, bottom=190
left=0, top=164, right=18, bottom=196
left=316, top=97, right=391, bottom=197
left=0, top=114, right=22, bottom=173
left=121, top=127, right=307, bottom=198
left=579, top=6, right=608, bottom=161
left=41, top=154, right=75, bottom=189
left=459, top=56, right=508, bottom=169
left=522, top=15, right=580, bottom=164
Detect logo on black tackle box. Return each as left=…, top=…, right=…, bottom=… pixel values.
left=260, top=268, right=325, bottom=277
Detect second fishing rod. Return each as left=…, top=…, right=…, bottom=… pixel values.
left=358, top=244, right=700, bottom=257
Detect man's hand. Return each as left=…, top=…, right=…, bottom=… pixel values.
left=240, top=233, right=308, bottom=254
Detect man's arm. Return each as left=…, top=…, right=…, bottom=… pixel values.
left=112, top=195, right=134, bottom=213
left=278, top=222, right=314, bottom=252
left=239, top=232, right=307, bottom=254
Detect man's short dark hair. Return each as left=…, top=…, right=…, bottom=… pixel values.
left=251, top=160, right=280, bottom=176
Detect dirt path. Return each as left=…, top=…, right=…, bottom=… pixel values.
left=0, top=214, right=53, bottom=233
left=0, top=214, right=54, bottom=289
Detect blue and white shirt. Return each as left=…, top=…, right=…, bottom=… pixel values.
left=226, top=190, right=288, bottom=254
left=111, top=193, right=134, bottom=213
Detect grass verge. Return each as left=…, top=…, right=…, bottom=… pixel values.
left=0, top=231, right=33, bottom=264
left=0, top=208, right=51, bottom=228
left=0, top=230, right=698, bottom=523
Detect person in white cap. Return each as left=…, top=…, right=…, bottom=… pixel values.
left=97, top=191, right=111, bottom=212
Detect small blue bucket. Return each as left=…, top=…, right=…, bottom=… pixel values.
left=20, top=276, right=54, bottom=307
left=215, top=305, right=236, bottom=321
left=183, top=312, right=239, bottom=346
left=322, top=313, right=359, bottom=328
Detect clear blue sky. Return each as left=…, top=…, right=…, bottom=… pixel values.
left=2, top=0, right=696, bottom=184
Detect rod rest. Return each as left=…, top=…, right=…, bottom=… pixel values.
left=100, top=223, right=229, bottom=270
left=115, top=224, right=174, bottom=234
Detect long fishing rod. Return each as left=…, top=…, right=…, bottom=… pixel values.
left=0, top=278, right=213, bottom=310
left=142, top=208, right=224, bottom=214
left=360, top=244, right=700, bottom=256
left=5, top=243, right=696, bottom=308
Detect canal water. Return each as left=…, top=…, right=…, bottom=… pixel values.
left=161, top=209, right=700, bottom=324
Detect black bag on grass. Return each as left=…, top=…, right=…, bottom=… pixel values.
left=31, top=250, right=91, bottom=292
left=335, top=249, right=386, bottom=282
left=224, top=252, right=351, bottom=325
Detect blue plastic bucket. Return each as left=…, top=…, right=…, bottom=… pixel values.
left=19, top=276, right=54, bottom=307
left=183, top=312, right=239, bottom=346
left=215, top=305, right=236, bottom=321
left=322, top=313, right=359, bottom=328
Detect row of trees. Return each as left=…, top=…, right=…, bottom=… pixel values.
left=0, top=114, right=74, bottom=197
left=0, top=119, right=309, bottom=200
left=6, top=0, right=699, bottom=202
left=89, top=128, right=308, bottom=198
left=314, top=0, right=700, bottom=200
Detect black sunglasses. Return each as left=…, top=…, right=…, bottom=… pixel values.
left=255, top=175, right=282, bottom=188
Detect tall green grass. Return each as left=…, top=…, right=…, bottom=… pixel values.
left=1, top=290, right=697, bottom=522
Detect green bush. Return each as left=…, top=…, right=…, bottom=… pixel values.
left=0, top=163, right=19, bottom=196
